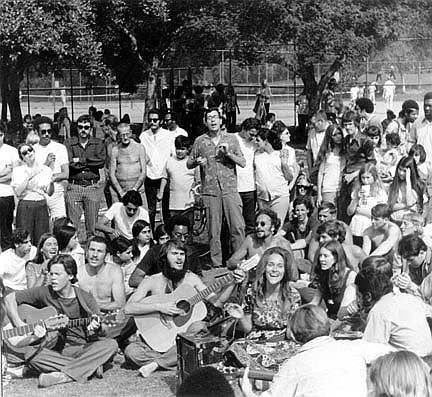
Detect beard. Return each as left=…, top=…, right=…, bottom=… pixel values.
left=162, top=262, right=187, bottom=284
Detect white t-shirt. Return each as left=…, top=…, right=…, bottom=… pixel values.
left=104, top=202, right=150, bottom=240
left=11, top=164, right=53, bottom=201
left=164, top=157, right=195, bottom=210
left=235, top=133, right=256, bottom=192
left=0, top=246, right=37, bottom=290
left=139, top=128, right=176, bottom=179
left=0, top=143, right=19, bottom=197
left=34, top=141, right=69, bottom=192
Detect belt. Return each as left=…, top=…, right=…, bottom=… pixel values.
left=70, top=178, right=99, bottom=187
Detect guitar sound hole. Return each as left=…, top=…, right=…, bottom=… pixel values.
left=176, top=300, right=190, bottom=314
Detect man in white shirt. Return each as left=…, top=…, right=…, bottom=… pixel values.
left=96, top=190, right=149, bottom=240
left=356, top=266, right=432, bottom=357
left=241, top=305, right=392, bottom=397
left=33, top=116, right=69, bottom=219
left=0, top=124, right=19, bottom=250
left=411, top=92, right=432, bottom=167
left=0, top=229, right=37, bottom=291
left=139, top=109, right=176, bottom=230
left=162, top=112, right=188, bottom=137
left=235, top=118, right=260, bottom=234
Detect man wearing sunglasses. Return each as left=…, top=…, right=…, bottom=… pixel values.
left=64, top=115, right=106, bottom=240
left=139, top=109, right=178, bottom=231
left=33, top=116, right=69, bottom=219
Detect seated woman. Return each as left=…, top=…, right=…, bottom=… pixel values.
left=131, top=219, right=154, bottom=264
left=388, top=155, right=426, bottom=222
left=310, top=241, right=356, bottom=320
left=54, top=224, right=85, bottom=268
left=282, top=196, right=318, bottom=259
left=26, top=233, right=58, bottom=288
left=237, top=246, right=301, bottom=339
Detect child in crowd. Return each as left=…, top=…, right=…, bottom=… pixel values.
left=379, top=133, right=401, bottom=184
left=131, top=219, right=153, bottom=264
left=111, top=235, right=137, bottom=297
left=158, top=135, right=198, bottom=227
left=348, top=163, right=387, bottom=245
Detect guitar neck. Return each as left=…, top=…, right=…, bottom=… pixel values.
left=2, top=323, right=38, bottom=339
left=188, top=273, right=234, bottom=306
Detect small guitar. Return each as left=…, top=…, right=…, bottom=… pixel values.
left=135, top=254, right=260, bottom=352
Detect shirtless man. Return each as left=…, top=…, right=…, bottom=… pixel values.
left=362, top=204, right=401, bottom=264
left=308, top=202, right=353, bottom=263
left=77, top=236, right=126, bottom=312
left=227, top=208, right=298, bottom=281
left=110, top=123, right=148, bottom=209
left=124, top=239, right=239, bottom=377
left=317, top=220, right=366, bottom=272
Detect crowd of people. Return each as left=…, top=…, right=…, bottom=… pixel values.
left=1, top=87, right=432, bottom=397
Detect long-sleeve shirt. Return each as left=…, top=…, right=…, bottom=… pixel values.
left=65, top=137, right=106, bottom=182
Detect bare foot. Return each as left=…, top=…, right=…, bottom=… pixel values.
left=138, top=362, right=158, bottom=378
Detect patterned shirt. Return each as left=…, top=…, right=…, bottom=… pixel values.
left=189, top=131, right=243, bottom=196
left=344, top=133, right=376, bottom=174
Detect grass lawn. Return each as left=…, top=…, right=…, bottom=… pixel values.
left=4, top=353, right=177, bottom=397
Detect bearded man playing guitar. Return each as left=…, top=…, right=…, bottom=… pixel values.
left=124, top=239, right=244, bottom=378
left=3, top=254, right=118, bottom=388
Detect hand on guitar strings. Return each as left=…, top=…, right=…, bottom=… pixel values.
left=232, top=269, right=246, bottom=284
left=157, top=302, right=183, bottom=316
left=33, top=324, right=47, bottom=339
left=87, top=314, right=101, bottom=332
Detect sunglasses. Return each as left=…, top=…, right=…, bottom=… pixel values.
left=40, top=129, right=52, bottom=135
left=149, top=118, right=159, bottom=122
left=78, top=124, right=91, bottom=130
left=255, top=221, right=267, bottom=227
left=20, top=147, right=34, bottom=156
left=125, top=206, right=138, bottom=212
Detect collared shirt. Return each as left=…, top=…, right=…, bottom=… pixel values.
left=189, top=131, right=243, bottom=196
left=344, top=133, right=376, bottom=174
left=363, top=292, right=432, bottom=357
left=65, top=137, right=105, bottom=182
left=411, top=117, right=432, bottom=166
left=139, top=127, right=177, bottom=180
left=261, top=336, right=392, bottom=397
left=235, top=133, right=256, bottom=192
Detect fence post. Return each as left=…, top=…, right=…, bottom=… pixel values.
left=418, top=62, right=421, bottom=90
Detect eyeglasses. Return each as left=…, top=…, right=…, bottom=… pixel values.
left=173, top=232, right=189, bottom=239
left=255, top=221, right=267, bottom=227
left=149, top=118, right=159, bottom=122
left=20, top=147, right=34, bottom=156
left=40, top=129, right=52, bottom=135
left=78, top=124, right=91, bottom=130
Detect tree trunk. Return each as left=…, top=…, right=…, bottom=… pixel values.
left=142, top=57, right=159, bottom=131
left=8, top=67, right=23, bottom=129
left=0, top=61, right=9, bottom=121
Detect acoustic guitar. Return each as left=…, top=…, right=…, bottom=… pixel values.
left=135, top=254, right=260, bottom=352
left=3, top=304, right=123, bottom=355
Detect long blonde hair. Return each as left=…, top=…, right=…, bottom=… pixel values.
left=370, top=351, right=432, bottom=397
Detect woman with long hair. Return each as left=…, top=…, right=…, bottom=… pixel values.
left=272, top=120, right=300, bottom=192
left=310, top=240, right=357, bottom=319
left=132, top=219, right=154, bottom=264
left=25, top=233, right=58, bottom=288
left=237, top=246, right=301, bottom=338
left=347, top=163, right=387, bottom=243
left=316, top=124, right=346, bottom=206
left=388, top=156, right=425, bottom=221
left=254, top=128, right=293, bottom=224
left=54, top=224, right=85, bottom=268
